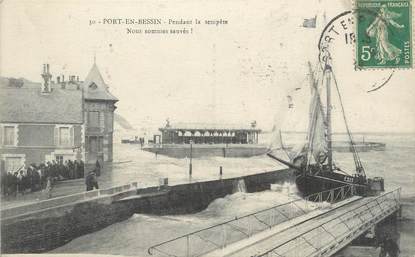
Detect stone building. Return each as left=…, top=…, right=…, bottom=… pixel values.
left=0, top=63, right=118, bottom=174
left=83, top=63, right=118, bottom=165
left=0, top=65, right=84, bottom=173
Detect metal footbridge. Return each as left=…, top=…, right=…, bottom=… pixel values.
left=148, top=185, right=401, bottom=257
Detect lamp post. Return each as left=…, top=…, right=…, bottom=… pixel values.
left=189, top=140, right=193, bottom=177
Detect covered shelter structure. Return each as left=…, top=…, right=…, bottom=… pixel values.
left=159, top=121, right=261, bottom=145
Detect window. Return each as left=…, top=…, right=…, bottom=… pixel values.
left=55, top=125, right=73, bottom=147
left=98, top=137, right=103, bottom=152
left=59, top=127, right=70, bottom=146
left=88, top=111, right=100, bottom=128
left=4, top=155, right=24, bottom=173
left=88, top=136, right=103, bottom=153
left=4, top=126, right=16, bottom=146
left=89, top=82, right=98, bottom=90
left=55, top=155, right=64, bottom=165
left=89, top=136, right=97, bottom=153
left=99, top=112, right=105, bottom=129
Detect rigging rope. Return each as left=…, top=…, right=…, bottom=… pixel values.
left=330, top=64, right=366, bottom=176
left=307, top=55, right=365, bottom=177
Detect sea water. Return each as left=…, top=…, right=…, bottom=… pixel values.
left=53, top=133, right=415, bottom=256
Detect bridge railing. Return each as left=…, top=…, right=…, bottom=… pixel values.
left=148, top=184, right=358, bottom=257
left=258, top=187, right=401, bottom=257
left=304, top=183, right=357, bottom=204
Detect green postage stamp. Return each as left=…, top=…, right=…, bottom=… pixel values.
left=356, top=0, right=412, bottom=68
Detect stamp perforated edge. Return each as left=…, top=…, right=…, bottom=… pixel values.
left=352, top=0, right=414, bottom=70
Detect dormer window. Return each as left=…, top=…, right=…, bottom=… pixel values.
left=89, top=82, right=98, bottom=90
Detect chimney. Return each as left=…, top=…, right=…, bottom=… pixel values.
left=41, top=63, right=52, bottom=93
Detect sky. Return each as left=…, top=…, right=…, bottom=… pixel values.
left=1, top=0, right=414, bottom=133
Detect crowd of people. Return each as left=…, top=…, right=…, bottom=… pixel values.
left=1, top=160, right=85, bottom=197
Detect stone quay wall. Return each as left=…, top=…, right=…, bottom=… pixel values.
left=1, top=168, right=294, bottom=253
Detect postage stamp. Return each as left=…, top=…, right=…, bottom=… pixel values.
left=356, top=0, right=412, bottom=68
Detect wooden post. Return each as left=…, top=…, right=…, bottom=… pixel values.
left=186, top=235, right=190, bottom=257
left=189, top=141, right=193, bottom=177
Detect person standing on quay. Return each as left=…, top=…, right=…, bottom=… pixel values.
left=95, top=160, right=101, bottom=176
left=44, top=177, right=53, bottom=199
left=79, top=160, right=85, bottom=178
left=85, top=170, right=99, bottom=191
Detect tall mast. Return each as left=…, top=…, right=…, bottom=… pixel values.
left=325, top=64, right=333, bottom=171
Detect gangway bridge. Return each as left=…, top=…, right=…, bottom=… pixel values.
left=148, top=185, right=401, bottom=257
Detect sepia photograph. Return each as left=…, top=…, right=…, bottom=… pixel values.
left=0, top=0, right=414, bottom=256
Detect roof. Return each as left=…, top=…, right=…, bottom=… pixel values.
left=0, top=77, right=83, bottom=124
left=160, top=122, right=261, bottom=131
left=83, top=63, right=118, bottom=102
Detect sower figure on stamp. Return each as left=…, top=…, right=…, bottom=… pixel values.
left=366, top=4, right=405, bottom=64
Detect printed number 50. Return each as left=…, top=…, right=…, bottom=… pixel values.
left=361, top=46, right=371, bottom=61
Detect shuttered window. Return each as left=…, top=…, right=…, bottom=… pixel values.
left=88, top=111, right=100, bottom=128
left=3, top=126, right=16, bottom=146
left=5, top=156, right=23, bottom=173
left=98, top=136, right=103, bottom=152
left=59, top=127, right=70, bottom=146
left=99, top=112, right=105, bottom=129
left=55, top=125, right=74, bottom=147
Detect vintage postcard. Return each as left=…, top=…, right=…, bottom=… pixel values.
left=0, top=0, right=414, bottom=256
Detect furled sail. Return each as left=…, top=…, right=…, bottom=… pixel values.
left=306, top=65, right=328, bottom=166
left=308, top=95, right=328, bottom=164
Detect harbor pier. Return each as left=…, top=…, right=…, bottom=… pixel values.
left=148, top=187, right=401, bottom=257
left=0, top=168, right=293, bottom=253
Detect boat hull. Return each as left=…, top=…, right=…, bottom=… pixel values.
left=296, top=173, right=345, bottom=197
left=295, top=170, right=369, bottom=198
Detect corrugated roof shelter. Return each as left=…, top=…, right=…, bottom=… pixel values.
left=160, top=122, right=261, bottom=131
left=158, top=121, right=261, bottom=144
left=0, top=77, right=83, bottom=124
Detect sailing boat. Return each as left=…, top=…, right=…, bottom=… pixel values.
left=268, top=56, right=385, bottom=198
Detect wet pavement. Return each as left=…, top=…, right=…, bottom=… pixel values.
left=1, top=142, right=284, bottom=209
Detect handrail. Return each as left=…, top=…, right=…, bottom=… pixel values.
left=1, top=181, right=140, bottom=219
left=257, top=187, right=401, bottom=257
left=147, top=184, right=358, bottom=256
left=148, top=198, right=303, bottom=253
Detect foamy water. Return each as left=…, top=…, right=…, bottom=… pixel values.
left=53, top=188, right=308, bottom=256
left=53, top=133, right=415, bottom=256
